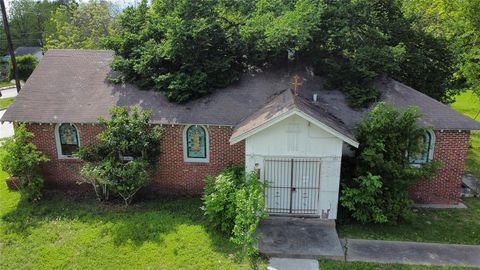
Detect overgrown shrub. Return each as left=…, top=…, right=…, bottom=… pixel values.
left=203, top=165, right=245, bottom=234
left=231, top=173, right=268, bottom=269
left=0, top=124, right=49, bottom=202
left=9, top=54, right=38, bottom=81
left=340, top=173, right=386, bottom=223
left=203, top=166, right=267, bottom=268
left=76, top=106, right=162, bottom=205
left=340, top=103, right=440, bottom=224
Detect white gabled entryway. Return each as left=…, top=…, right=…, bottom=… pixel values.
left=239, top=113, right=358, bottom=219
left=229, top=89, right=358, bottom=219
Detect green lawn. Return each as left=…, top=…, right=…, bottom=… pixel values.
left=0, top=97, right=15, bottom=109
left=319, top=260, right=477, bottom=270
left=451, top=90, right=480, bottom=179
left=337, top=198, right=480, bottom=245
left=0, top=81, right=14, bottom=88
left=0, top=177, right=250, bottom=269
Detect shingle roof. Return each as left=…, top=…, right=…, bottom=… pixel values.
left=230, top=89, right=358, bottom=146
left=3, top=49, right=480, bottom=132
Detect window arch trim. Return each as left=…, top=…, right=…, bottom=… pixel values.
left=411, top=130, right=435, bottom=165
left=183, top=125, right=209, bottom=163
left=55, top=123, right=81, bottom=159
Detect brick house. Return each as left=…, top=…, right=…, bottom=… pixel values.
left=2, top=49, right=479, bottom=219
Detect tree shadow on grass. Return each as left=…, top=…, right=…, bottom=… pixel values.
left=1, top=190, right=237, bottom=253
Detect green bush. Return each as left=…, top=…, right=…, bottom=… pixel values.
left=203, top=165, right=245, bottom=234
left=340, top=103, right=440, bottom=224
left=231, top=173, right=268, bottom=269
left=203, top=166, right=267, bottom=269
left=0, top=124, right=49, bottom=202
left=340, top=173, right=386, bottom=223
left=76, top=106, right=162, bottom=205
left=109, top=160, right=150, bottom=205
left=8, top=54, right=38, bottom=81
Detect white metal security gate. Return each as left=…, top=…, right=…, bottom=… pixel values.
left=264, top=158, right=321, bottom=215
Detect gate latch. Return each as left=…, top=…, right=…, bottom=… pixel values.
left=291, top=187, right=296, bottom=192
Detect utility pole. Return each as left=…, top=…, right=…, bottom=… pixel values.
left=0, top=0, right=21, bottom=93
left=35, top=5, right=44, bottom=49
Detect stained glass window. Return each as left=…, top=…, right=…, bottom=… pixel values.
left=58, top=123, right=79, bottom=157
left=185, top=125, right=207, bottom=160
left=410, top=131, right=433, bottom=164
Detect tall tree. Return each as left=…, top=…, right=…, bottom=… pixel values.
left=45, top=0, right=118, bottom=49
left=7, top=0, right=66, bottom=50
left=107, top=0, right=324, bottom=103
left=109, top=0, right=456, bottom=107
left=403, top=0, right=480, bottom=97
left=107, top=0, right=244, bottom=103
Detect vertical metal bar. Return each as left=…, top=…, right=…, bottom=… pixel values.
left=264, top=159, right=270, bottom=211
left=289, top=158, right=293, bottom=214
left=284, top=159, right=287, bottom=213
left=309, top=160, right=312, bottom=214
left=299, top=159, right=301, bottom=214
left=283, top=159, right=286, bottom=213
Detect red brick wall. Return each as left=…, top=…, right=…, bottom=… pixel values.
left=26, top=123, right=470, bottom=203
left=410, top=130, right=470, bottom=204
left=151, top=125, right=244, bottom=194
left=26, top=123, right=245, bottom=194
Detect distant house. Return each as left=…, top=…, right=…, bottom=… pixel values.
left=2, top=49, right=480, bottom=219
left=1, top=46, right=43, bottom=62
left=0, top=47, right=43, bottom=81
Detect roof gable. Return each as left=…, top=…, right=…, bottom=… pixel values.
left=229, top=89, right=359, bottom=147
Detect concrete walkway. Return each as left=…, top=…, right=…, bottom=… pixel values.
left=0, top=86, right=17, bottom=140
left=0, top=109, right=13, bottom=139
left=268, top=258, right=319, bottom=270
left=0, top=86, right=18, bottom=99
left=257, top=217, right=344, bottom=259
left=344, top=239, right=480, bottom=268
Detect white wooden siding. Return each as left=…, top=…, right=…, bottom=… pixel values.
left=245, top=114, right=343, bottom=219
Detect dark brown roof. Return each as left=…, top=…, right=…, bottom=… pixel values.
left=3, top=49, right=480, bottom=132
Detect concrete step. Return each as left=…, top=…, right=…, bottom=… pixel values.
left=257, top=217, right=345, bottom=260
left=462, top=173, right=480, bottom=196
left=268, top=257, right=319, bottom=270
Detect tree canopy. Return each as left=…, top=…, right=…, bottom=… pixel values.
left=1, top=0, right=72, bottom=54
left=403, top=0, right=480, bottom=97
left=0, top=0, right=118, bottom=55
left=107, top=0, right=456, bottom=107
left=2, top=0, right=470, bottom=108
left=45, top=0, right=119, bottom=49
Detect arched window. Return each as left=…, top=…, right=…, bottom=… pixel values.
left=410, top=130, right=435, bottom=165
left=55, top=123, right=80, bottom=158
left=183, top=125, right=209, bottom=162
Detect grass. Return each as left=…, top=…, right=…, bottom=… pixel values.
left=0, top=97, right=15, bottom=109
left=319, top=259, right=477, bottom=270
left=0, top=81, right=14, bottom=88
left=0, top=171, right=251, bottom=268
left=337, top=198, right=480, bottom=245
left=1, top=92, right=479, bottom=269
left=451, top=90, right=480, bottom=179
